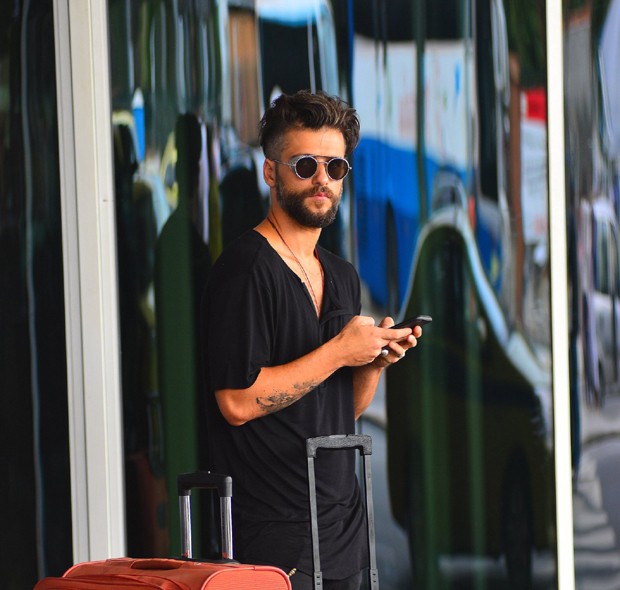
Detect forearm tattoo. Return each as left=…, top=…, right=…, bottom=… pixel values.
left=256, top=381, right=317, bottom=414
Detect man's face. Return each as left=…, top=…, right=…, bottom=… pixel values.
left=267, top=127, right=347, bottom=229
left=274, top=175, right=342, bottom=229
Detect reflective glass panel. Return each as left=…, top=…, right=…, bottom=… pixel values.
left=356, top=0, right=556, bottom=587
left=108, top=2, right=558, bottom=589
left=0, top=0, right=72, bottom=584
left=564, top=0, right=620, bottom=587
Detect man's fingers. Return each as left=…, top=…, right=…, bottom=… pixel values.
left=381, top=327, right=412, bottom=342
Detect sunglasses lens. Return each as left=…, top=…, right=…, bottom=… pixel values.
left=291, top=156, right=350, bottom=180
left=327, top=158, right=349, bottom=180
left=294, top=157, right=318, bottom=179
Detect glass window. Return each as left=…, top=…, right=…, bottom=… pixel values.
left=0, top=0, right=72, bottom=584
left=107, top=4, right=557, bottom=590
left=566, top=0, right=620, bottom=586
left=108, top=0, right=267, bottom=558
left=376, top=0, right=555, bottom=588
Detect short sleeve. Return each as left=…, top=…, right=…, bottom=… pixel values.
left=204, top=243, right=274, bottom=393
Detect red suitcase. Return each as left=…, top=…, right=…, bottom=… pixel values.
left=34, top=472, right=291, bottom=590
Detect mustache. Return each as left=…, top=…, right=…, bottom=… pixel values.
left=303, top=186, right=336, bottom=199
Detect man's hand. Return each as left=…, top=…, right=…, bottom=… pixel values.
left=331, top=315, right=418, bottom=367
left=372, top=316, right=421, bottom=368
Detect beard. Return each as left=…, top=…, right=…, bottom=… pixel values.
left=275, top=177, right=341, bottom=229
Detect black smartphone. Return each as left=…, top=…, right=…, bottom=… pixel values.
left=381, top=314, right=431, bottom=356
left=391, top=314, right=432, bottom=330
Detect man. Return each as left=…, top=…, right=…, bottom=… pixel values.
left=203, top=90, right=422, bottom=589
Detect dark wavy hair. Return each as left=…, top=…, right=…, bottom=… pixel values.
left=258, top=90, right=360, bottom=159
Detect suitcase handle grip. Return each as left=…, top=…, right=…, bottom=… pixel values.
left=177, top=471, right=232, bottom=498
left=177, top=472, right=234, bottom=560
left=130, top=559, right=183, bottom=570
left=306, top=434, right=372, bottom=458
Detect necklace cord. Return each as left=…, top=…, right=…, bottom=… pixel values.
left=267, top=216, right=323, bottom=315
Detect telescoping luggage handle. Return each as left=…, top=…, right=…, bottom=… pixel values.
left=306, top=434, right=379, bottom=590
left=177, top=472, right=233, bottom=560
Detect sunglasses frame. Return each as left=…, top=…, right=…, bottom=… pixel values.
left=272, top=154, right=352, bottom=181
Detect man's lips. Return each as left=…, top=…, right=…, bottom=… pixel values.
left=308, top=190, right=333, bottom=201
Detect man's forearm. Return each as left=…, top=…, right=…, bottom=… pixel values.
left=253, top=382, right=314, bottom=415
left=215, top=342, right=345, bottom=426
left=352, top=362, right=384, bottom=420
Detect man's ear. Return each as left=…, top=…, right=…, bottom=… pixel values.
left=263, top=158, right=277, bottom=188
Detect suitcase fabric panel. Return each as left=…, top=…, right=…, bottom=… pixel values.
left=36, top=557, right=291, bottom=590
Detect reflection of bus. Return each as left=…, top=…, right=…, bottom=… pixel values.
left=386, top=207, right=553, bottom=589
left=352, top=0, right=511, bottom=316
left=363, top=0, right=556, bottom=586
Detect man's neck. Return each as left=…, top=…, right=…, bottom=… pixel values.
left=259, top=210, right=321, bottom=261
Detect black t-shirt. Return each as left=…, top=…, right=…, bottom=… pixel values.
left=204, top=230, right=368, bottom=578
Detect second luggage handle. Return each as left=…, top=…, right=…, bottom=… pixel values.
left=177, top=472, right=233, bottom=560
left=306, top=434, right=379, bottom=590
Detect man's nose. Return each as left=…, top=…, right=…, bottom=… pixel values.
left=312, top=160, right=331, bottom=183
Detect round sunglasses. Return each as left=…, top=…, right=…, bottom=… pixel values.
left=272, top=155, right=352, bottom=181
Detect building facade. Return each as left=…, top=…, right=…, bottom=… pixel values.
left=3, top=1, right=619, bottom=589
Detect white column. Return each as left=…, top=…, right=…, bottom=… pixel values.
left=546, top=0, right=576, bottom=588
left=53, top=0, right=126, bottom=562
